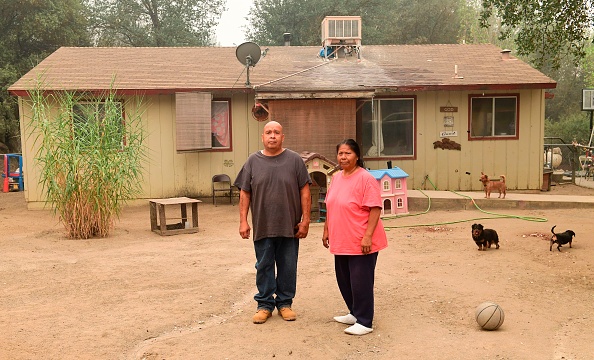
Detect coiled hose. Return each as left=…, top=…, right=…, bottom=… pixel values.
left=382, top=177, right=547, bottom=229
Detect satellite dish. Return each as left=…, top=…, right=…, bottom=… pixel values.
left=236, top=42, right=262, bottom=86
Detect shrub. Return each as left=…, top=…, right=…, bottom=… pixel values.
left=27, top=83, right=146, bottom=239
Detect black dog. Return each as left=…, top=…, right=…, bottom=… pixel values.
left=471, top=223, right=500, bottom=251
left=550, top=225, right=575, bottom=252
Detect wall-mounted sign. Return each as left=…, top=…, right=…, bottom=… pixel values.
left=440, top=130, right=458, bottom=137
left=443, top=115, right=454, bottom=127
left=440, top=106, right=458, bottom=112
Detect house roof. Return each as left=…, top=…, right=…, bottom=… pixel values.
left=368, top=167, right=409, bottom=180
left=9, top=44, right=556, bottom=97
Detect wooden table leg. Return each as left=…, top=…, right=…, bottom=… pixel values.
left=192, top=202, right=198, bottom=228
left=158, top=204, right=167, bottom=234
left=150, top=201, right=157, bottom=231
left=181, top=203, right=188, bottom=228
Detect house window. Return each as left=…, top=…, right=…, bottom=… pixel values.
left=397, top=197, right=403, bottom=208
left=395, top=179, right=402, bottom=189
left=382, top=180, right=390, bottom=191
left=72, top=101, right=124, bottom=147
left=175, top=93, right=232, bottom=152
left=211, top=101, right=231, bottom=149
left=469, top=95, right=518, bottom=138
left=361, top=98, right=415, bottom=158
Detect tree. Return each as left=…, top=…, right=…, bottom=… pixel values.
left=459, top=0, right=515, bottom=49
left=245, top=0, right=331, bottom=46
left=245, top=0, right=471, bottom=47
left=386, top=0, right=468, bottom=45
left=545, top=113, right=589, bottom=146
left=87, top=0, right=226, bottom=47
left=480, top=0, right=594, bottom=69
left=0, top=0, right=90, bottom=153
left=542, top=55, right=588, bottom=124
left=581, top=45, right=594, bottom=88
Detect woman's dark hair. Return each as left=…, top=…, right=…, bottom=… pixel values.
left=336, top=138, right=365, bottom=168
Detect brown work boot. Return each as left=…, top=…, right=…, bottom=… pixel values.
left=278, top=307, right=297, bottom=321
left=252, top=309, right=272, bottom=324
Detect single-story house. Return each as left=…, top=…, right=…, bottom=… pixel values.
left=9, top=23, right=556, bottom=209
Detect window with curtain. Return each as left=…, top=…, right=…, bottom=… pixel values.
left=175, top=93, right=231, bottom=152
left=361, top=98, right=415, bottom=158
left=211, top=100, right=230, bottom=149
left=469, top=95, right=518, bottom=138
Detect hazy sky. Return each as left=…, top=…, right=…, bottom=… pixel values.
left=215, top=0, right=253, bottom=46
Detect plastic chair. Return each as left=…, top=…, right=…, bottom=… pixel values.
left=212, top=174, right=233, bottom=205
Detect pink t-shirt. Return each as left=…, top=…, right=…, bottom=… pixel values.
left=325, top=168, right=388, bottom=255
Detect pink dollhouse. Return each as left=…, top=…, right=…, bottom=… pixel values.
left=368, top=167, right=409, bottom=216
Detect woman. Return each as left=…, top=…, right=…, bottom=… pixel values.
left=322, top=138, right=388, bottom=336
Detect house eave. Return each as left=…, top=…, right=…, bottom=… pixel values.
left=10, top=82, right=556, bottom=99
left=9, top=87, right=256, bottom=97
left=255, top=83, right=557, bottom=100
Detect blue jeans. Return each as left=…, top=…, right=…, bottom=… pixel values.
left=253, top=237, right=299, bottom=311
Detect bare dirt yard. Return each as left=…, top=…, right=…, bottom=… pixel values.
left=1, top=183, right=593, bottom=360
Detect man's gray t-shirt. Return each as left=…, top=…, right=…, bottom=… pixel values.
left=234, top=149, right=311, bottom=241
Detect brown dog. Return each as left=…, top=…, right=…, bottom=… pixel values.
left=480, top=172, right=506, bottom=199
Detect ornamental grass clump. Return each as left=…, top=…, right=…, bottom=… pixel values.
left=28, top=84, right=146, bottom=239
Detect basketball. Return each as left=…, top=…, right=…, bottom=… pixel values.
left=475, top=301, right=504, bottom=330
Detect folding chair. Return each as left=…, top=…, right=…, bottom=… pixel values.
left=212, top=174, right=233, bottom=205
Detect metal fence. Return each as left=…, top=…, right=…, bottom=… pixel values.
left=543, top=137, right=580, bottom=184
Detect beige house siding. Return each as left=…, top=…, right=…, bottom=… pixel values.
left=147, top=93, right=260, bottom=199
left=364, top=89, right=545, bottom=191
left=19, top=92, right=261, bottom=209
left=17, top=87, right=546, bottom=209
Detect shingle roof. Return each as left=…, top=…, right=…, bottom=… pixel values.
left=9, top=44, right=556, bottom=95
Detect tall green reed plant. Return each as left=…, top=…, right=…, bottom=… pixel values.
left=27, top=82, right=146, bottom=239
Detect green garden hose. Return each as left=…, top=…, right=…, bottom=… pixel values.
left=382, top=177, right=547, bottom=229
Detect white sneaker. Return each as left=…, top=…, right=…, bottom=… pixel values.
left=333, top=314, right=357, bottom=325
left=344, top=323, right=373, bottom=336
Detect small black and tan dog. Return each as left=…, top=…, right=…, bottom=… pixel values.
left=471, top=223, right=500, bottom=251
left=550, top=225, right=576, bottom=252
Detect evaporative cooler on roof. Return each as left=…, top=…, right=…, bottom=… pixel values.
left=320, top=16, right=362, bottom=60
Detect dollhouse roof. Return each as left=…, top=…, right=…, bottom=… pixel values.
left=368, top=167, right=409, bottom=180
left=299, top=151, right=337, bottom=166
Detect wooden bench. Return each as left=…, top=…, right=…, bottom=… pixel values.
left=149, top=197, right=202, bottom=236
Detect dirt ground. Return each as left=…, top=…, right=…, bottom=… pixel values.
left=1, top=183, right=594, bottom=360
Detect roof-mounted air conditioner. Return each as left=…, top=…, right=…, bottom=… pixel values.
left=321, top=16, right=362, bottom=47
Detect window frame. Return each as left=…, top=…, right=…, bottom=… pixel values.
left=210, top=98, right=232, bottom=152
left=468, top=94, right=519, bottom=141
left=175, top=92, right=233, bottom=153
left=358, top=96, right=417, bottom=160
left=72, top=100, right=126, bottom=148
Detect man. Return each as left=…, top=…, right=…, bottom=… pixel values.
left=234, top=121, right=311, bottom=324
